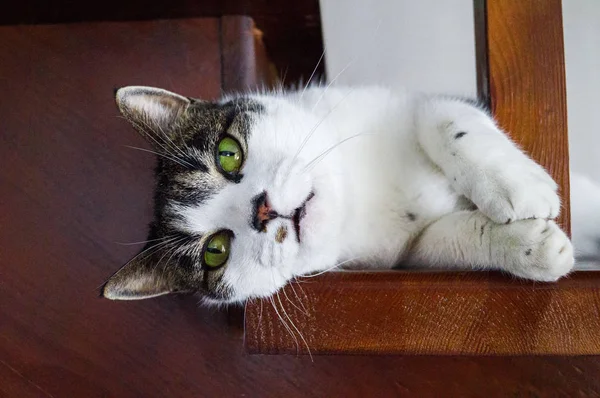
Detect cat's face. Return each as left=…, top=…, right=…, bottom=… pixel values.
left=102, top=87, right=344, bottom=304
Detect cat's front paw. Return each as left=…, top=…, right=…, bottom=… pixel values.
left=496, top=219, right=574, bottom=281
left=470, top=162, right=560, bottom=224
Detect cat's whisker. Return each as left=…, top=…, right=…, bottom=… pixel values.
left=310, top=58, right=356, bottom=113
left=257, top=299, right=264, bottom=334
left=302, top=256, right=364, bottom=279
left=113, top=236, right=171, bottom=246
left=276, top=290, right=313, bottom=361
left=290, top=276, right=313, bottom=285
left=298, top=17, right=379, bottom=102
left=95, top=235, right=179, bottom=290
left=300, top=50, right=325, bottom=100
left=125, top=236, right=184, bottom=266
left=302, top=133, right=375, bottom=174
left=132, top=119, right=187, bottom=163
left=269, top=270, right=300, bottom=352
left=279, top=66, right=290, bottom=91
left=156, top=238, right=186, bottom=284
left=291, top=88, right=356, bottom=167
left=131, top=116, right=196, bottom=169
left=287, top=280, right=309, bottom=315
left=134, top=116, right=185, bottom=158
left=149, top=246, right=175, bottom=289
left=282, top=284, right=309, bottom=316
left=269, top=296, right=300, bottom=354
left=151, top=118, right=192, bottom=162
left=124, top=145, right=192, bottom=169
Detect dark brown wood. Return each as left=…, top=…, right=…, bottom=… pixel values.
left=0, top=0, right=326, bottom=90
left=221, top=15, right=278, bottom=93
left=0, top=0, right=320, bottom=25
left=245, top=0, right=584, bottom=355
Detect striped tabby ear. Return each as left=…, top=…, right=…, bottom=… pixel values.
left=115, top=86, right=190, bottom=144
left=102, top=235, right=193, bottom=300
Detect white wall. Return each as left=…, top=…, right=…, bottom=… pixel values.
left=563, top=0, right=600, bottom=182
left=320, top=0, right=477, bottom=97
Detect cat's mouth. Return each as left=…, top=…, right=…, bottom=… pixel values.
left=292, top=192, right=315, bottom=242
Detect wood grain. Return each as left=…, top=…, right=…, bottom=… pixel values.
left=246, top=271, right=600, bottom=355
left=0, top=0, right=326, bottom=90
left=245, top=0, right=587, bottom=355
left=488, top=0, right=570, bottom=234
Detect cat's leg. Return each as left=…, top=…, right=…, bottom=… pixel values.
left=406, top=211, right=574, bottom=281
left=415, top=97, right=560, bottom=224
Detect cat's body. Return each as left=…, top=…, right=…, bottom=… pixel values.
left=102, top=85, right=574, bottom=304
left=290, top=87, right=462, bottom=269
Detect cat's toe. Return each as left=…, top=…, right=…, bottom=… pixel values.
left=473, top=166, right=560, bottom=224
left=505, top=219, right=574, bottom=281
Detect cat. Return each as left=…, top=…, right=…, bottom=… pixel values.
left=101, top=85, right=574, bottom=304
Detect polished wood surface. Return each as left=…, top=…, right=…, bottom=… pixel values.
left=488, top=0, right=571, bottom=234
left=247, top=271, right=600, bottom=355
left=2, top=10, right=600, bottom=398
left=0, top=0, right=325, bottom=90
left=221, top=15, right=278, bottom=93
left=244, top=0, right=591, bottom=356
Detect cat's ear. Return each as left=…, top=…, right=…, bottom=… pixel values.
left=115, top=86, right=190, bottom=139
left=101, top=244, right=193, bottom=300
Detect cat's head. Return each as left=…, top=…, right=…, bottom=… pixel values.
left=102, top=86, right=344, bottom=304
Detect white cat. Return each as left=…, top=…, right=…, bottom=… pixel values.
left=102, top=85, right=574, bottom=304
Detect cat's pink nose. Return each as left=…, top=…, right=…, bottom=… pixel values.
left=252, top=191, right=278, bottom=232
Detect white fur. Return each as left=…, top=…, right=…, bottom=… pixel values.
left=181, top=86, right=574, bottom=302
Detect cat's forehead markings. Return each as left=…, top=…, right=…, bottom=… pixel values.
left=172, top=169, right=221, bottom=189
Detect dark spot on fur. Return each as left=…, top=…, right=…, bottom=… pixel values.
left=455, top=131, right=467, bottom=139
left=506, top=218, right=512, bottom=224
left=542, top=225, right=550, bottom=234
left=453, top=177, right=457, bottom=181
left=406, top=212, right=417, bottom=222
left=525, top=249, right=532, bottom=256
left=451, top=152, right=456, bottom=156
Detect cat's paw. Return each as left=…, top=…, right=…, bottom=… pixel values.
left=495, top=219, right=574, bottom=281
left=469, top=162, right=559, bottom=224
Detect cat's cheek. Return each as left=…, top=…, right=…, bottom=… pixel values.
left=299, top=195, right=338, bottom=252
left=299, top=196, right=320, bottom=242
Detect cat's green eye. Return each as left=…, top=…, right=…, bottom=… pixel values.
left=203, top=231, right=231, bottom=269
left=217, top=137, right=243, bottom=174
